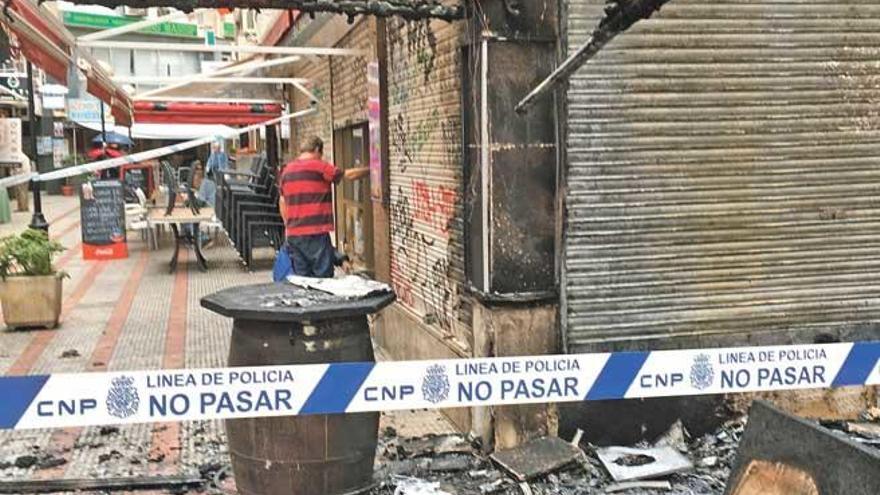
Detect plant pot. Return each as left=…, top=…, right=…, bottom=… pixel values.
left=61, top=185, right=75, bottom=196
left=0, top=273, right=63, bottom=329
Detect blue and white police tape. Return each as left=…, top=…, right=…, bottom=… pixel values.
left=1, top=341, right=878, bottom=430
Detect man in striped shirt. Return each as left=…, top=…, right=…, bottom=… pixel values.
left=278, top=136, right=369, bottom=278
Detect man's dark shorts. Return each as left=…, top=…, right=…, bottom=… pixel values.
left=287, top=233, right=334, bottom=278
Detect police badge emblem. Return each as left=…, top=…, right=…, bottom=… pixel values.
left=421, top=365, right=450, bottom=404
left=690, top=354, right=715, bottom=390
left=106, top=376, right=140, bottom=418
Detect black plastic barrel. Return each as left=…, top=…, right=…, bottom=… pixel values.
left=202, top=283, right=395, bottom=495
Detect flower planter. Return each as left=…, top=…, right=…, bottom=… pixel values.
left=0, top=273, right=63, bottom=329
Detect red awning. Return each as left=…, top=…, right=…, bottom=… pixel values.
left=260, top=10, right=296, bottom=47
left=133, top=101, right=282, bottom=125
left=2, top=0, right=72, bottom=84
left=112, top=87, right=133, bottom=127
left=0, top=0, right=133, bottom=123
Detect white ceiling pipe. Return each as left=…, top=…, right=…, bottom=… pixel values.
left=134, top=96, right=283, bottom=104
left=134, top=55, right=301, bottom=98
left=115, top=76, right=307, bottom=85
left=78, top=40, right=366, bottom=57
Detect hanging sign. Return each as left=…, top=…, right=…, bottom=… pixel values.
left=0, top=73, right=26, bottom=100
left=41, top=84, right=68, bottom=110
left=80, top=180, right=128, bottom=260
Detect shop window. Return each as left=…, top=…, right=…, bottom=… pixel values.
left=333, top=124, right=374, bottom=274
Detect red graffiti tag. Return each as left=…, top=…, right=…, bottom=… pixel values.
left=412, top=180, right=456, bottom=236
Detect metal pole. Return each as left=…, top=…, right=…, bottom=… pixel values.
left=26, top=62, right=48, bottom=232
left=100, top=101, right=106, bottom=148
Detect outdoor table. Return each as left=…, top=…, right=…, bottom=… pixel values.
left=201, top=282, right=395, bottom=495
left=147, top=206, right=215, bottom=273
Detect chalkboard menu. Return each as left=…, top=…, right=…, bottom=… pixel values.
left=80, top=180, right=128, bottom=260
left=124, top=167, right=147, bottom=193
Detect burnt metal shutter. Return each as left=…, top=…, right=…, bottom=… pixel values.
left=386, top=18, right=473, bottom=350
left=564, top=0, right=880, bottom=352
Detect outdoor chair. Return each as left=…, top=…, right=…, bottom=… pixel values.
left=232, top=179, right=285, bottom=268
left=125, top=188, right=157, bottom=250
left=215, top=155, right=271, bottom=230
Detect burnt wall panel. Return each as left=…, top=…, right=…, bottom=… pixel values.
left=486, top=41, right=557, bottom=295
left=564, top=0, right=880, bottom=352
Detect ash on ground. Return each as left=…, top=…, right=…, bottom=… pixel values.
left=370, top=418, right=746, bottom=495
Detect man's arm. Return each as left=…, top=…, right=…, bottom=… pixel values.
left=343, top=167, right=370, bottom=181
left=278, top=194, right=286, bottom=223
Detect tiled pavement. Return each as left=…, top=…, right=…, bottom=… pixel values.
left=0, top=194, right=454, bottom=493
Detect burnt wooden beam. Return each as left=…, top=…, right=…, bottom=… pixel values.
left=0, top=475, right=204, bottom=493
left=61, top=0, right=465, bottom=22
left=515, top=0, right=671, bottom=113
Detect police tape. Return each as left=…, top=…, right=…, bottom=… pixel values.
left=0, top=108, right=317, bottom=190
left=1, top=341, right=878, bottom=430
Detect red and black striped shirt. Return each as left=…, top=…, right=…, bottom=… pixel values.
left=279, top=158, right=342, bottom=237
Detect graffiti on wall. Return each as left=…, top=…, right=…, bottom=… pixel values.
left=413, top=180, right=456, bottom=237
left=386, top=18, right=467, bottom=342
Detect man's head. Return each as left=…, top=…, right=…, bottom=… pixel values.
left=299, top=136, right=324, bottom=157
left=211, top=141, right=221, bottom=153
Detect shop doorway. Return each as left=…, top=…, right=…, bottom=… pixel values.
left=333, top=123, right=374, bottom=274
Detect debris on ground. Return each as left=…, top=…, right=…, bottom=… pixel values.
left=605, top=480, right=672, bottom=493
left=725, top=401, right=880, bottom=495
left=653, top=420, right=689, bottom=453
left=99, top=425, right=120, bottom=436
left=595, top=446, right=692, bottom=482
left=491, top=436, right=585, bottom=481
left=36, top=456, right=67, bottom=470
left=0, top=475, right=204, bottom=494
left=369, top=411, right=755, bottom=495
left=13, top=455, right=39, bottom=469
left=59, top=349, right=81, bottom=358
left=400, top=434, right=475, bottom=458
left=843, top=422, right=880, bottom=440
left=97, top=450, right=123, bottom=464
left=391, top=475, right=454, bottom=495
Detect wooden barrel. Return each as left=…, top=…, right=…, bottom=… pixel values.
left=225, top=317, right=379, bottom=495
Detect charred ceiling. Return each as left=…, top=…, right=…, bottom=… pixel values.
left=59, top=0, right=465, bottom=21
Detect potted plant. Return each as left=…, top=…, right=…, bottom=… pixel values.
left=0, top=229, right=66, bottom=329
left=61, top=155, right=87, bottom=196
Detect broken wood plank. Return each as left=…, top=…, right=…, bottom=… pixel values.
left=490, top=436, right=583, bottom=481
left=728, top=460, right=818, bottom=495
left=0, top=475, right=204, bottom=493
left=847, top=421, right=880, bottom=440
left=595, top=446, right=692, bottom=482
left=606, top=480, right=672, bottom=493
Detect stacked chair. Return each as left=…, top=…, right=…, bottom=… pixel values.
left=215, top=153, right=286, bottom=268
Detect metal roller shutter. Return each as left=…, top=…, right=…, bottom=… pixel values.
left=564, top=0, right=880, bottom=351
left=386, top=17, right=473, bottom=350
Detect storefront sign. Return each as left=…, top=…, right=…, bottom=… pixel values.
left=69, top=98, right=112, bottom=125
left=53, top=139, right=68, bottom=168
left=0, top=118, right=24, bottom=163
left=36, top=136, right=53, bottom=156
left=80, top=180, right=128, bottom=260
left=367, top=61, right=383, bottom=202
left=62, top=11, right=199, bottom=38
